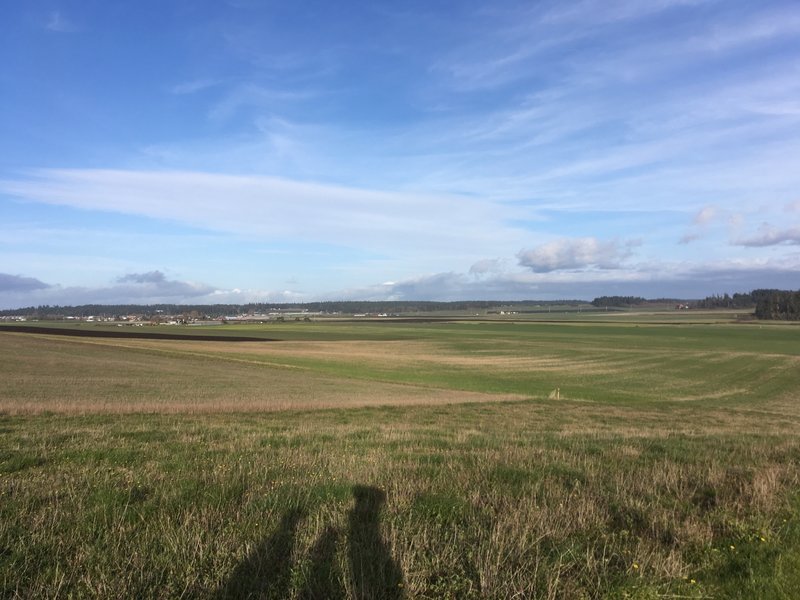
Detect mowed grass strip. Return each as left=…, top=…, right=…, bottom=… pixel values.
left=37, top=320, right=798, bottom=407
left=0, top=333, right=523, bottom=414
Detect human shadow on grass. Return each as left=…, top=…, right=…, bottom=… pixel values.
left=347, top=486, right=405, bottom=599
left=216, top=486, right=403, bottom=599
left=214, top=507, right=305, bottom=600
left=299, top=525, right=345, bottom=600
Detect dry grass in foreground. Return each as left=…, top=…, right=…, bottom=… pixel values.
left=2, top=399, right=799, bottom=598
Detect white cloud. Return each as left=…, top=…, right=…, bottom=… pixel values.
left=517, top=238, right=636, bottom=273
left=0, top=270, right=292, bottom=308
left=111, top=271, right=216, bottom=298
left=679, top=205, right=717, bottom=244
left=342, top=253, right=800, bottom=302
left=204, top=287, right=308, bottom=304
left=4, top=251, right=799, bottom=308
left=0, top=169, right=526, bottom=261
left=117, top=271, right=169, bottom=284
left=101, top=270, right=214, bottom=300
left=735, top=224, right=800, bottom=247
left=0, top=273, right=50, bottom=293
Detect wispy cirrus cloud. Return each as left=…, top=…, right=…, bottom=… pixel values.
left=208, top=84, right=319, bottom=121
left=432, top=0, right=755, bottom=94
left=0, top=169, right=528, bottom=262
left=692, top=5, right=800, bottom=52
left=170, top=79, right=223, bottom=95
left=45, top=11, right=79, bottom=33
left=541, top=0, right=709, bottom=27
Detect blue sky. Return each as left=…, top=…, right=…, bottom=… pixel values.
left=1, top=0, right=799, bottom=307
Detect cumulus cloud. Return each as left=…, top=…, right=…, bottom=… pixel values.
left=383, top=272, right=469, bottom=300
left=728, top=213, right=745, bottom=228
left=735, top=224, right=800, bottom=247
left=517, top=238, right=636, bottom=273
left=4, top=257, right=800, bottom=309
left=360, top=255, right=800, bottom=302
left=469, top=258, right=505, bottom=276
left=0, top=268, right=319, bottom=309
left=680, top=205, right=718, bottom=244
left=109, top=271, right=215, bottom=299
left=343, top=271, right=537, bottom=302
left=0, top=271, right=219, bottom=309
left=0, top=273, right=51, bottom=293
left=117, top=271, right=168, bottom=284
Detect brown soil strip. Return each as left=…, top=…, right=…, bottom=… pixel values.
left=0, top=324, right=276, bottom=342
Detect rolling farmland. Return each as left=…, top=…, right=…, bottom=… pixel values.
left=2, top=315, right=799, bottom=598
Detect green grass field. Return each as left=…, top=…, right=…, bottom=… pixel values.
left=2, top=316, right=799, bottom=598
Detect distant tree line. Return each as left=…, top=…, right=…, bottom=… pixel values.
left=590, top=296, right=647, bottom=308
left=0, top=300, right=584, bottom=319
left=5, top=292, right=797, bottom=320
left=753, top=290, right=800, bottom=320
left=692, top=289, right=800, bottom=320
left=693, top=292, right=759, bottom=309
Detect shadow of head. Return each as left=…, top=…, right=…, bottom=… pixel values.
left=352, top=486, right=386, bottom=514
